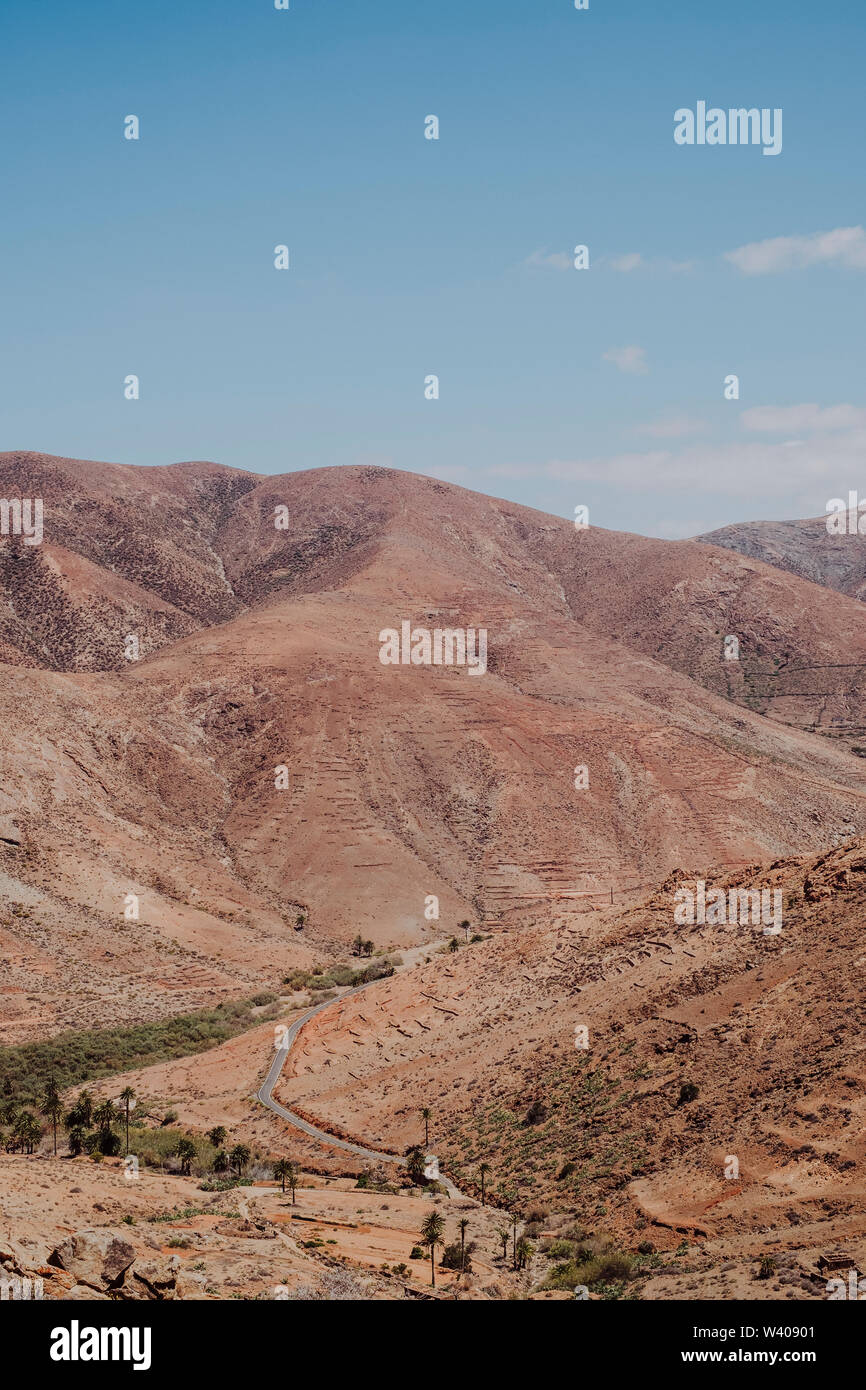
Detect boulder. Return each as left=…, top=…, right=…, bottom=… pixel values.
left=48, top=1230, right=136, bottom=1290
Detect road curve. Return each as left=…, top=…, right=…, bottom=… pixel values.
left=256, top=979, right=462, bottom=1196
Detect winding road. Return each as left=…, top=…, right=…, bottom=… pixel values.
left=256, top=978, right=462, bottom=1196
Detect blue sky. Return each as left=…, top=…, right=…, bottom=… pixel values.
left=1, top=0, right=864, bottom=536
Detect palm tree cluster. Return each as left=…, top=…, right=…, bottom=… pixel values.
left=496, top=1211, right=533, bottom=1272
left=0, top=1080, right=269, bottom=1189
left=417, top=1212, right=476, bottom=1287
left=272, top=1157, right=300, bottom=1202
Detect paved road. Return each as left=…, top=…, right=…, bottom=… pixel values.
left=256, top=979, right=462, bottom=1196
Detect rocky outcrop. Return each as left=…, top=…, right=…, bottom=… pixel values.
left=48, top=1230, right=136, bottom=1291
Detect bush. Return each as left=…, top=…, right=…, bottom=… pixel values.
left=0, top=996, right=282, bottom=1102
left=409, top=1246, right=424, bottom=1260
left=329, top=966, right=356, bottom=987
left=758, top=1255, right=777, bottom=1280
left=542, top=1250, right=634, bottom=1292
left=547, top=1239, right=575, bottom=1260
left=677, top=1082, right=699, bottom=1106
left=440, top=1241, right=475, bottom=1273
left=352, top=959, right=395, bottom=986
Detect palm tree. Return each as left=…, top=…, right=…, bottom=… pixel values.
left=75, top=1089, right=94, bottom=1129
left=497, top=1226, right=510, bottom=1262
left=459, top=918, right=471, bottom=942
left=229, top=1143, right=250, bottom=1177
left=119, top=1087, right=135, bottom=1153
left=515, top=1236, right=533, bottom=1271
left=0, top=1097, right=19, bottom=1126
left=458, top=1217, right=469, bottom=1283
left=285, top=1160, right=299, bottom=1205
left=511, top=1211, right=520, bottom=1270
left=64, top=1089, right=93, bottom=1134
left=41, top=1080, right=63, bottom=1156
left=94, top=1099, right=116, bottom=1134
left=174, top=1137, right=196, bottom=1175
left=67, top=1126, right=86, bottom=1157
left=406, top=1145, right=426, bottom=1185
left=421, top=1107, right=432, bottom=1149
left=352, top=933, right=364, bottom=957
left=479, top=1162, right=490, bottom=1206
left=207, top=1126, right=227, bottom=1149
left=13, top=1111, right=41, bottom=1154
left=273, top=1157, right=299, bottom=1201
left=419, top=1210, right=445, bottom=1288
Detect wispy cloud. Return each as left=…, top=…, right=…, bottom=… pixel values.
left=636, top=413, right=706, bottom=439
left=610, top=252, right=643, bottom=272
left=523, top=248, right=572, bottom=271
left=725, top=226, right=866, bottom=274
left=525, top=248, right=695, bottom=275
left=741, top=403, right=866, bottom=432
left=602, top=345, right=648, bottom=375
left=489, top=420, right=866, bottom=511
left=606, top=252, right=694, bottom=274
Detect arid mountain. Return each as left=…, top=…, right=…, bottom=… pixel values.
left=59, top=836, right=866, bottom=1300
left=2, top=453, right=866, bottom=1301
left=2, top=454, right=866, bottom=1048
left=699, top=514, right=866, bottom=604
left=264, top=837, right=866, bottom=1289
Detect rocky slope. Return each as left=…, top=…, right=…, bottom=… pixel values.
left=2, top=457, right=866, bottom=1044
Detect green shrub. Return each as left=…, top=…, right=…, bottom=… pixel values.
left=0, top=996, right=282, bottom=1102
left=542, top=1250, right=634, bottom=1291
left=440, top=1241, right=474, bottom=1273
left=547, top=1239, right=574, bottom=1259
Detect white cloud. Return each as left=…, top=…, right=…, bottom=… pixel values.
left=602, top=345, right=648, bottom=375
left=724, top=225, right=866, bottom=274
left=524, top=249, right=572, bottom=271
left=741, top=403, right=866, bottom=433
left=610, top=252, right=643, bottom=272
left=636, top=414, right=707, bottom=439
left=604, top=253, right=694, bottom=274
left=492, top=427, right=866, bottom=509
